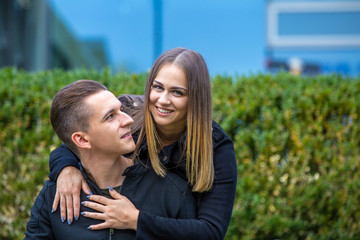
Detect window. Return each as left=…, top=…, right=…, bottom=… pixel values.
left=267, top=2, right=360, bottom=47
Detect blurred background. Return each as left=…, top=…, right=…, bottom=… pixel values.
left=2, top=1, right=360, bottom=239
left=0, top=0, right=360, bottom=77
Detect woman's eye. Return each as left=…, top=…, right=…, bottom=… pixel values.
left=173, top=90, right=184, bottom=96
left=152, top=84, right=163, bottom=90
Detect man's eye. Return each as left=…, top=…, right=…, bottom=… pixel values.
left=106, top=114, right=114, bottom=120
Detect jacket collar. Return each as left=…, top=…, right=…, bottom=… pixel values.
left=78, top=161, right=149, bottom=194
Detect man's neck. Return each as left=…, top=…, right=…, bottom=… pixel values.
left=80, top=151, right=132, bottom=189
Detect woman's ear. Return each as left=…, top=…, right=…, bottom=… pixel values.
left=72, top=132, right=91, bottom=149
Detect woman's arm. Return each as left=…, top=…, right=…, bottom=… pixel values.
left=49, top=144, right=91, bottom=223
left=48, top=143, right=80, bottom=181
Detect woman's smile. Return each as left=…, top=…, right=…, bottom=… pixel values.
left=156, top=106, right=173, bottom=115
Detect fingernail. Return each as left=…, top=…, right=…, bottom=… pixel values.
left=81, top=212, right=85, bottom=216
left=86, top=195, right=91, bottom=199
left=75, top=216, right=79, bottom=221
left=61, top=217, right=65, bottom=223
left=107, top=186, right=114, bottom=191
left=87, top=226, right=92, bottom=230
left=81, top=201, right=85, bottom=205
left=89, top=190, right=93, bottom=195
left=68, top=219, right=72, bottom=225
left=51, top=208, right=55, bottom=213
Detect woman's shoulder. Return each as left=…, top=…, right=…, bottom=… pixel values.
left=211, top=120, right=236, bottom=158
left=118, top=94, right=145, bottom=136
left=211, top=120, right=237, bottom=179
left=118, top=95, right=144, bottom=109
left=211, top=120, right=232, bottom=144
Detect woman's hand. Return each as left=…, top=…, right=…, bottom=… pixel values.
left=81, top=188, right=140, bottom=231
left=52, top=166, right=92, bottom=224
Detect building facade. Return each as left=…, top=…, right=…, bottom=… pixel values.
left=265, top=0, right=360, bottom=76
left=0, top=0, right=108, bottom=72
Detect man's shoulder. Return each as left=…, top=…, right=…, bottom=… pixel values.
left=38, top=180, right=57, bottom=197
left=38, top=179, right=56, bottom=190
left=30, top=179, right=57, bottom=215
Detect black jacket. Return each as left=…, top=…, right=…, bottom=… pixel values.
left=135, top=120, right=237, bottom=240
left=47, top=95, right=237, bottom=240
left=25, top=155, right=196, bottom=240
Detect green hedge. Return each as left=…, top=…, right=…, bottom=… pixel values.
left=1, top=67, right=360, bottom=239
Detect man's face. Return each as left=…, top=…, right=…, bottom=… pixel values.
left=84, top=90, right=135, bottom=156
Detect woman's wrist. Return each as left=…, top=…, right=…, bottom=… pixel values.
left=128, top=209, right=140, bottom=230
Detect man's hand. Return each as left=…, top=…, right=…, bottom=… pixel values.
left=52, top=166, right=91, bottom=224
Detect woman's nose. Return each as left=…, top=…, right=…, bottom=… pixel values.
left=157, top=92, right=170, bottom=104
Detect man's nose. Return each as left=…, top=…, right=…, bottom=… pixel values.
left=119, top=112, right=134, bottom=126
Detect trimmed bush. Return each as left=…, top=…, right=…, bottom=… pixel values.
left=215, top=73, right=360, bottom=240
left=1, top=67, right=359, bottom=239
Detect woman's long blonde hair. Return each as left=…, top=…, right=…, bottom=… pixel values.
left=134, top=47, right=214, bottom=192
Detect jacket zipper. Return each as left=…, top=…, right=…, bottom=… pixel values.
left=109, top=228, right=114, bottom=240
left=108, top=174, right=128, bottom=240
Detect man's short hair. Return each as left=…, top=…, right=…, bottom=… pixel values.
left=50, top=80, right=107, bottom=154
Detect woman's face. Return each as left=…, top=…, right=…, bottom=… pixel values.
left=149, top=63, right=188, bottom=135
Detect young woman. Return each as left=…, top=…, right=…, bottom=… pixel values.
left=49, top=47, right=237, bottom=239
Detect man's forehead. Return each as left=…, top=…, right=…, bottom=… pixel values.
left=86, top=90, right=115, bottom=102
left=86, top=90, right=120, bottom=113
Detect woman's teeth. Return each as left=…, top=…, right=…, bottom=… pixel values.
left=158, top=107, right=172, bottom=114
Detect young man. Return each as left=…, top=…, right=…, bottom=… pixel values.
left=25, top=80, right=196, bottom=239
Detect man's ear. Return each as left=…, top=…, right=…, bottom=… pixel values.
left=72, top=132, right=91, bottom=149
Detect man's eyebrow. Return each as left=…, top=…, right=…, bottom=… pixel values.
left=102, top=108, right=115, bottom=120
